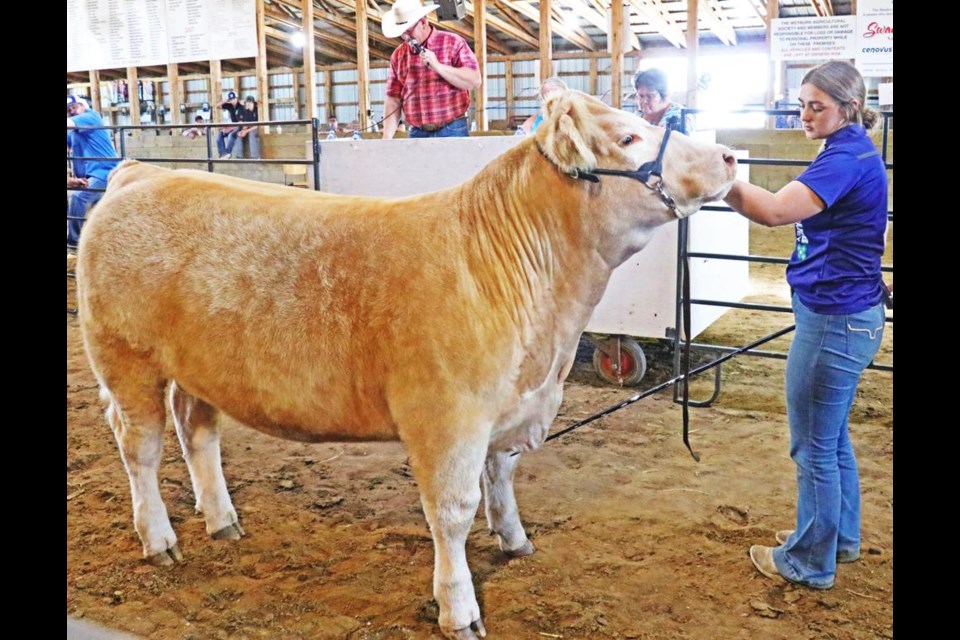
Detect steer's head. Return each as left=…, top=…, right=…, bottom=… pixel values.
left=535, top=90, right=737, bottom=229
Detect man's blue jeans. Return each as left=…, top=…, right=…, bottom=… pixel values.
left=217, top=129, right=239, bottom=157
left=67, top=176, right=106, bottom=249
left=408, top=117, right=469, bottom=138
left=772, top=293, right=885, bottom=589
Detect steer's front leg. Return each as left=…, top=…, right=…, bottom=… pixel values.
left=405, top=427, right=490, bottom=639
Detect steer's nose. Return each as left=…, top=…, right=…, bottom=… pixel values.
left=722, top=150, right=737, bottom=175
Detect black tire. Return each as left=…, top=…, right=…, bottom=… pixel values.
left=592, top=338, right=647, bottom=386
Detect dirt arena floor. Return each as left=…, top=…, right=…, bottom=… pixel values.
left=67, top=223, right=894, bottom=640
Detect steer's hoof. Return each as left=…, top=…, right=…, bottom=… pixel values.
left=211, top=522, right=245, bottom=540
left=504, top=540, right=536, bottom=558
left=443, top=618, right=487, bottom=639
left=147, top=544, right=183, bottom=567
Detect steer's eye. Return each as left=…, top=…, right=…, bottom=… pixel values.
left=619, top=135, right=636, bottom=146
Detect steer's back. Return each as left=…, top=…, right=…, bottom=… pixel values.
left=77, top=161, right=491, bottom=442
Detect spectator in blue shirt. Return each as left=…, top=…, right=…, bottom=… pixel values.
left=722, top=61, right=888, bottom=591
left=67, top=95, right=119, bottom=249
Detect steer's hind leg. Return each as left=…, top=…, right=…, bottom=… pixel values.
left=169, top=382, right=244, bottom=541
left=98, top=367, right=181, bottom=566
left=403, top=425, right=490, bottom=640
left=482, top=450, right=535, bottom=557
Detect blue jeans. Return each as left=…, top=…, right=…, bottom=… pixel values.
left=241, top=128, right=260, bottom=159
left=67, top=176, right=106, bottom=249
left=408, top=117, right=469, bottom=138
left=217, top=128, right=239, bottom=157
left=772, top=293, right=885, bottom=589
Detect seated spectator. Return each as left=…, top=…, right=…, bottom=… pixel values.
left=216, top=91, right=242, bottom=158
left=182, top=115, right=207, bottom=139
left=237, top=96, right=261, bottom=159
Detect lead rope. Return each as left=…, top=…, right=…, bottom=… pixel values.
left=681, top=245, right=699, bottom=461
left=515, top=324, right=797, bottom=456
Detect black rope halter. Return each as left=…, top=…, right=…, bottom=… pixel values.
left=551, top=116, right=680, bottom=214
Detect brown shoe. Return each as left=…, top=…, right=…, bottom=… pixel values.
left=749, top=545, right=784, bottom=582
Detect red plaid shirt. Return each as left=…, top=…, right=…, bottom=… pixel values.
left=385, top=27, right=479, bottom=128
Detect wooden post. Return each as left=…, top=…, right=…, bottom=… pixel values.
left=589, top=56, right=598, bottom=96
left=325, top=69, right=334, bottom=121
left=167, top=63, right=181, bottom=125
left=474, top=0, right=489, bottom=131
left=539, top=0, right=552, bottom=83
left=256, top=0, right=269, bottom=120
left=302, top=0, right=317, bottom=121
left=611, top=1, right=624, bottom=109
left=764, top=0, right=776, bottom=129
left=505, top=60, right=514, bottom=125
left=126, top=66, right=141, bottom=125
left=355, top=0, right=371, bottom=130
left=210, top=59, right=223, bottom=123
left=766, top=0, right=776, bottom=111
left=686, top=0, right=698, bottom=109
left=291, top=66, right=302, bottom=118
left=89, top=70, right=102, bottom=114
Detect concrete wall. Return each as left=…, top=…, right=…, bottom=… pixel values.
left=118, top=128, right=314, bottom=184
left=116, top=127, right=894, bottom=207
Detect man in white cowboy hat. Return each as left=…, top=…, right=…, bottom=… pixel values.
left=381, top=0, right=481, bottom=139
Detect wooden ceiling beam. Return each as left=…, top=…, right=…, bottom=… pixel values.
left=465, top=2, right=537, bottom=50
left=492, top=0, right=539, bottom=39
left=628, top=0, right=686, bottom=48
left=265, top=8, right=393, bottom=60
left=265, top=30, right=358, bottom=64
left=748, top=0, right=769, bottom=23
left=701, top=0, right=738, bottom=45
left=810, top=0, right=835, bottom=17
left=549, top=5, right=595, bottom=44
left=274, top=0, right=400, bottom=50
left=505, top=0, right=597, bottom=51
left=458, top=15, right=513, bottom=54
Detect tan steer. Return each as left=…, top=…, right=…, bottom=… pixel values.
left=77, top=90, right=736, bottom=639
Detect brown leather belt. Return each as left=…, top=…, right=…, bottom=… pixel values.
left=415, top=116, right=465, bottom=132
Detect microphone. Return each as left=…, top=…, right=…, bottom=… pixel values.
left=408, top=38, right=424, bottom=55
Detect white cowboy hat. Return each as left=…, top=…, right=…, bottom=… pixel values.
left=381, top=0, right=439, bottom=38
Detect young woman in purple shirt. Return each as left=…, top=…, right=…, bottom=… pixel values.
left=722, top=61, right=888, bottom=590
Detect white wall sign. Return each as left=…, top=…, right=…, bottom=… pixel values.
left=67, top=0, right=256, bottom=73
left=771, top=17, right=858, bottom=61
left=878, top=82, right=893, bottom=106
left=856, top=0, right=893, bottom=77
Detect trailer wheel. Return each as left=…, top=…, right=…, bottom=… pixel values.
left=592, top=338, right=647, bottom=386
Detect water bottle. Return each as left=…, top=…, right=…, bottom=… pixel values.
left=352, top=130, right=361, bottom=141
left=327, top=129, right=336, bottom=140
left=515, top=126, right=525, bottom=136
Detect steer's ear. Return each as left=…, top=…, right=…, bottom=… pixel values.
left=537, top=91, right=604, bottom=175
